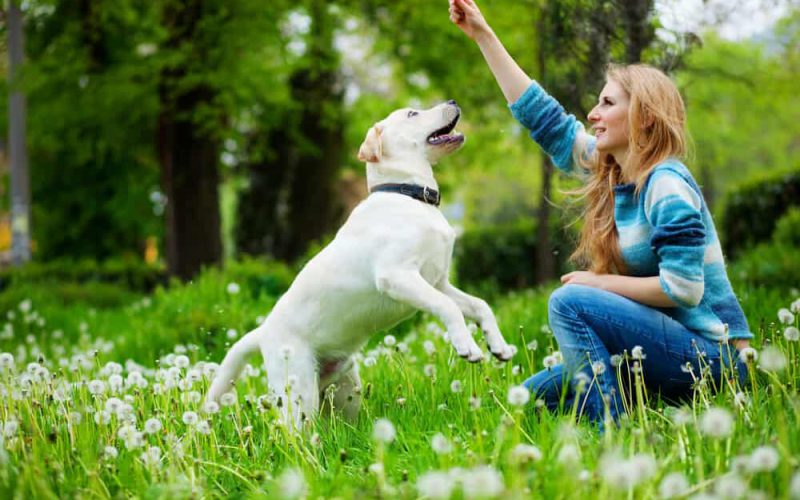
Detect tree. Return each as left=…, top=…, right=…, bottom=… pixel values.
left=6, top=0, right=31, bottom=265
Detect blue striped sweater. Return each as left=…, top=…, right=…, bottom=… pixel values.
left=509, top=81, right=752, bottom=340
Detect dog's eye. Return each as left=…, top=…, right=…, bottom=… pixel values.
left=407, top=110, right=419, bottom=118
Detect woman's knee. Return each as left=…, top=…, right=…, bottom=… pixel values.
left=548, top=284, right=604, bottom=318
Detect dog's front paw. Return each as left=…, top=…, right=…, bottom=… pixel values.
left=453, top=338, right=484, bottom=363
left=490, top=343, right=517, bottom=362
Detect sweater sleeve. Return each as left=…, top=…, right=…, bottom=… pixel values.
left=645, top=171, right=707, bottom=308
left=508, top=81, right=594, bottom=175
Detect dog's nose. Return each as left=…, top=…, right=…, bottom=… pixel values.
left=446, top=99, right=457, bottom=106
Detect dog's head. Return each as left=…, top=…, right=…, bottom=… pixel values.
left=357, top=100, right=465, bottom=165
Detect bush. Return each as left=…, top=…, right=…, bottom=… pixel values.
left=728, top=243, right=800, bottom=292
left=455, top=220, right=575, bottom=292
left=0, top=258, right=167, bottom=292
left=719, top=168, right=800, bottom=259
left=772, top=207, right=800, bottom=248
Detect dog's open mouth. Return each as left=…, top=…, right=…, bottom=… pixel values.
left=427, top=113, right=464, bottom=146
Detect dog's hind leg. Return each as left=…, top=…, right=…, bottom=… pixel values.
left=206, top=330, right=261, bottom=403
left=262, top=338, right=319, bottom=431
left=319, top=357, right=362, bottom=421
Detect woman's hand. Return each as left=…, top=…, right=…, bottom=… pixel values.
left=560, top=271, right=606, bottom=289
left=449, top=0, right=492, bottom=41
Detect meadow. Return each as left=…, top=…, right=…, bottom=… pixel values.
left=0, top=261, right=798, bottom=499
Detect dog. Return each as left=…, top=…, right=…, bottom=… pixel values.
left=206, top=101, right=515, bottom=429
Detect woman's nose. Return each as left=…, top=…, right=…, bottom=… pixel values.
left=587, top=108, right=599, bottom=122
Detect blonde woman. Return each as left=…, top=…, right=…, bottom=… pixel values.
left=449, top=0, right=752, bottom=428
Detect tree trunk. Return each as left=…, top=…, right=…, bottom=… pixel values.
left=158, top=1, right=222, bottom=280
left=7, top=1, right=31, bottom=266
left=619, top=0, right=654, bottom=64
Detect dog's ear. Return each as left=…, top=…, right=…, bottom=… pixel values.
left=357, top=125, right=383, bottom=163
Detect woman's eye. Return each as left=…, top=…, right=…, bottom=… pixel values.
left=407, top=110, right=419, bottom=118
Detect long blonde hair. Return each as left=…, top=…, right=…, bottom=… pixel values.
left=571, top=64, right=687, bottom=274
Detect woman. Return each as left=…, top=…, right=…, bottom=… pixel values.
left=449, top=0, right=752, bottom=428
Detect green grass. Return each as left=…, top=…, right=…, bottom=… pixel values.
left=0, top=266, right=798, bottom=499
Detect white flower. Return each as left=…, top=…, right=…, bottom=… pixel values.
left=202, top=400, right=220, bottom=414
left=372, top=418, right=396, bottom=444
left=510, top=443, right=542, bottom=464
left=277, top=467, right=307, bottom=499
left=94, top=410, right=112, bottom=425
left=784, top=326, right=799, bottom=342
left=461, top=465, right=504, bottom=499
left=759, top=346, right=787, bottom=372
left=226, top=328, right=238, bottom=340
left=363, top=356, right=376, bottom=367
left=103, top=446, right=118, bottom=459
left=424, top=364, right=436, bottom=378
left=383, top=335, right=396, bottom=347
left=174, top=355, right=190, bottom=369
left=715, top=475, right=748, bottom=498
left=599, top=451, right=657, bottom=490
left=747, top=445, right=780, bottom=472
left=699, top=407, right=733, bottom=439
left=778, top=308, right=795, bottom=325
left=423, top=340, right=437, bottom=355
left=0, top=352, right=14, bottom=369
left=140, top=446, right=162, bottom=466
left=416, top=470, right=455, bottom=499
left=136, top=43, right=157, bottom=57
left=507, top=386, right=530, bottom=407
left=195, top=420, right=211, bottom=435
left=226, top=282, right=241, bottom=295
left=87, top=379, right=107, bottom=395
left=610, top=354, right=623, bottom=367
left=790, top=471, right=800, bottom=499
left=220, top=392, right=237, bottom=407
left=543, top=355, right=558, bottom=369
left=182, top=411, right=199, bottom=426
left=431, top=433, right=453, bottom=455
left=592, top=361, right=606, bottom=375
left=450, top=380, right=463, bottom=393
left=631, top=345, right=646, bottom=360
left=19, top=299, right=32, bottom=313
left=105, top=397, right=124, bottom=415
left=551, top=351, right=564, bottom=363
left=144, top=418, right=162, bottom=435
left=3, top=420, right=19, bottom=438
left=659, top=472, right=689, bottom=498
left=791, top=298, right=800, bottom=314
left=557, top=443, right=581, bottom=465
left=738, top=347, right=758, bottom=364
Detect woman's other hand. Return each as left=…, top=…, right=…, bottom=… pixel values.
left=560, top=271, right=605, bottom=289
left=449, top=0, right=491, bottom=41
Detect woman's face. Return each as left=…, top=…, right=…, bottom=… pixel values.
left=588, top=80, right=630, bottom=159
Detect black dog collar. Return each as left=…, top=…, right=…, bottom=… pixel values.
left=370, top=183, right=441, bottom=207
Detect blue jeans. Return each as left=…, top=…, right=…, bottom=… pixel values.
left=523, top=285, right=748, bottom=428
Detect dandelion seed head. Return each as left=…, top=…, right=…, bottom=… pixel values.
left=778, top=308, right=795, bottom=325
left=699, top=407, right=733, bottom=439
left=759, top=346, right=787, bottom=372
left=416, top=470, right=455, bottom=500
left=592, top=361, right=606, bottom=375
left=182, top=411, right=199, bottom=426
left=510, top=443, right=542, bottom=464
left=461, top=465, right=504, bottom=499
left=431, top=433, right=453, bottom=455
left=715, top=475, right=747, bottom=498
left=174, top=355, right=190, bottom=369
left=738, top=347, right=758, bottom=364
left=659, top=472, right=689, bottom=499
left=220, top=392, right=237, bottom=407
left=226, top=282, right=240, bottom=295
left=372, top=418, right=396, bottom=444
left=747, top=445, right=780, bottom=473
left=202, top=400, right=220, bottom=414
left=507, top=386, right=530, bottom=407
left=103, top=446, right=118, bottom=459
left=226, top=329, right=238, bottom=340
left=144, top=418, right=162, bottom=435
left=276, top=467, right=307, bottom=499
left=383, top=335, right=396, bottom=347
left=631, top=345, right=646, bottom=360
left=450, top=380, right=463, bottom=393
left=785, top=326, right=800, bottom=342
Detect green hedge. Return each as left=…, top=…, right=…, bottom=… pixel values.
left=728, top=243, right=800, bottom=292
left=772, top=207, right=800, bottom=248
left=719, top=168, right=800, bottom=259
left=455, top=220, right=575, bottom=292
left=0, top=258, right=167, bottom=292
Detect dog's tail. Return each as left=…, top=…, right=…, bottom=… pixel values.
left=206, top=331, right=260, bottom=403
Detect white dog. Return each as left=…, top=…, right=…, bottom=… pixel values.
left=206, top=101, right=515, bottom=428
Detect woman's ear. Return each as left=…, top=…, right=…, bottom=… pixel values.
left=357, top=125, right=383, bottom=163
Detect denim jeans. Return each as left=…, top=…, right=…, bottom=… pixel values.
left=523, top=284, right=748, bottom=428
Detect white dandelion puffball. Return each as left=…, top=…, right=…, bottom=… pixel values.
left=182, top=411, right=199, bottom=426
left=759, top=346, right=787, bottom=372
left=747, top=445, right=780, bottom=473
left=510, top=443, right=542, bottom=464
left=699, top=407, right=734, bottom=439
left=507, top=385, right=530, bottom=407
left=423, top=340, right=436, bottom=355
left=144, top=418, right=162, bottom=435
left=174, top=355, right=190, bottom=369
left=592, top=361, right=606, bottom=375
left=791, top=298, right=800, bottom=314
left=450, top=380, right=463, bottom=393
left=383, top=334, right=396, bottom=347
left=631, top=345, right=646, bottom=360
left=226, top=328, right=238, bottom=340
left=373, top=418, right=396, bottom=444
left=87, top=379, right=107, bottom=395
left=416, top=470, right=455, bottom=500
left=220, top=392, right=237, bottom=407
left=784, top=326, right=799, bottom=342
left=738, top=347, right=758, bottom=364
left=543, top=355, right=558, bottom=369
left=3, top=420, right=19, bottom=438
left=431, top=433, right=453, bottom=455
left=226, top=282, right=240, bottom=295
left=659, top=472, right=689, bottom=499
left=778, top=308, right=795, bottom=325
left=103, top=446, right=119, bottom=459
left=461, top=465, right=504, bottom=499
left=276, top=467, right=307, bottom=500
left=202, top=400, right=220, bottom=414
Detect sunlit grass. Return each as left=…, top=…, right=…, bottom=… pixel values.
left=0, top=279, right=799, bottom=498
